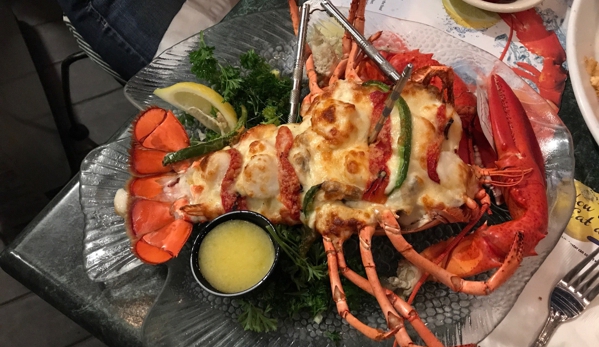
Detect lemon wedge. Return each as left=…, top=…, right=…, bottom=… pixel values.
left=154, top=82, right=237, bottom=134
left=442, top=0, right=500, bottom=30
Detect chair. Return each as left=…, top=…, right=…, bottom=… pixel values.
left=58, top=15, right=127, bottom=174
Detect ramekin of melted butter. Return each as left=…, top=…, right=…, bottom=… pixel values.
left=190, top=212, right=279, bottom=296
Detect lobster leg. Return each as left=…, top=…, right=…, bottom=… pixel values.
left=344, top=0, right=367, bottom=82
left=323, top=237, right=399, bottom=341
left=362, top=228, right=449, bottom=347
left=288, top=0, right=300, bottom=36
left=329, top=59, right=348, bottom=85
left=333, top=237, right=443, bottom=347
left=383, top=210, right=524, bottom=295
left=342, top=0, right=361, bottom=59
left=358, top=226, right=412, bottom=342
left=345, top=44, right=362, bottom=82
left=306, top=55, right=323, bottom=100
left=352, top=0, right=367, bottom=38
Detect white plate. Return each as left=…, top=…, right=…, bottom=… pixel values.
left=567, top=0, right=599, bottom=146
left=462, top=0, right=543, bottom=13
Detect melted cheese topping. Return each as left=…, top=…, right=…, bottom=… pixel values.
left=385, top=83, right=477, bottom=230
left=180, top=150, right=231, bottom=221
left=166, top=79, right=476, bottom=234
left=293, top=80, right=476, bottom=232
left=290, top=82, right=372, bottom=193
left=235, top=125, right=279, bottom=199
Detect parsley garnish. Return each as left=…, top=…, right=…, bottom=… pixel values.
left=324, top=331, right=342, bottom=343
left=266, top=225, right=327, bottom=288
left=237, top=300, right=278, bottom=333
left=188, top=31, right=374, bottom=342
left=189, top=32, right=292, bottom=127
left=233, top=226, right=375, bottom=338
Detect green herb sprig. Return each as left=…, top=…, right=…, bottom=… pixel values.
left=237, top=300, right=278, bottom=333
left=265, top=225, right=327, bottom=287
left=189, top=32, right=292, bottom=127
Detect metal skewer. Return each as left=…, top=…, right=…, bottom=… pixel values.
left=320, top=0, right=401, bottom=83
left=367, top=64, right=413, bottom=144
left=288, top=3, right=310, bottom=124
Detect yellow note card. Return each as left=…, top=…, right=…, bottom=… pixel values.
left=565, top=180, right=599, bottom=245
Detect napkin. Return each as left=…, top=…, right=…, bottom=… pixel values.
left=154, top=0, right=241, bottom=58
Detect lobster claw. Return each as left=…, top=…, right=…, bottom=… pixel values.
left=393, top=74, right=548, bottom=297
left=487, top=74, right=546, bottom=181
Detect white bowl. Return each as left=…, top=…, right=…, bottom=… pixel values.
left=567, top=0, right=599, bottom=146
left=462, top=0, right=543, bottom=13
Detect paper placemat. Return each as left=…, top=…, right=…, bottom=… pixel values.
left=482, top=180, right=599, bottom=346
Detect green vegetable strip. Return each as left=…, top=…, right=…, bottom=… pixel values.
left=391, top=96, right=412, bottom=193
left=162, top=106, right=247, bottom=165
left=362, top=80, right=390, bottom=92
left=363, top=80, right=412, bottom=193
left=301, top=183, right=322, bottom=217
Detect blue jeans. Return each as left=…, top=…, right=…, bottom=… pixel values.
left=57, top=0, right=186, bottom=80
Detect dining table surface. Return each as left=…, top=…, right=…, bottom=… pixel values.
left=1, top=0, right=598, bottom=347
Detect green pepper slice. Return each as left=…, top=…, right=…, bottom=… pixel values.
left=362, top=80, right=390, bottom=92
left=163, top=105, right=248, bottom=165
left=301, top=183, right=322, bottom=218
left=390, top=96, right=412, bottom=193
left=363, top=80, right=412, bottom=193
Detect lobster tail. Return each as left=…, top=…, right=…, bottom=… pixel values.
left=126, top=107, right=194, bottom=264
left=133, top=106, right=189, bottom=151
left=130, top=107, right=190, bottom=175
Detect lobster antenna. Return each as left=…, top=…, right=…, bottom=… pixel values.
left=320, top=0, right=401, bottom=83
left=479, top=167, right=533, bottom=187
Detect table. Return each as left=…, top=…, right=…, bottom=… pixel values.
left=1, top=4, right=598, bottom=347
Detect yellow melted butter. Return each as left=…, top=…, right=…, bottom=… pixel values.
left=198, top=220, right=275, bottom=293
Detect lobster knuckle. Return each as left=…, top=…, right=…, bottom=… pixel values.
left=405, top=308, right=419, bottom=323
left=374, top=329, right=389, bottom=341
left=450, top=276, right=464, bottom=292
left=384, top=224, right=401, bottom=235
left=359, top=236, right=371, bottom=250
left=333, top=286, right=346, bottom=303
left=386, top=312, right=403, bottom=330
